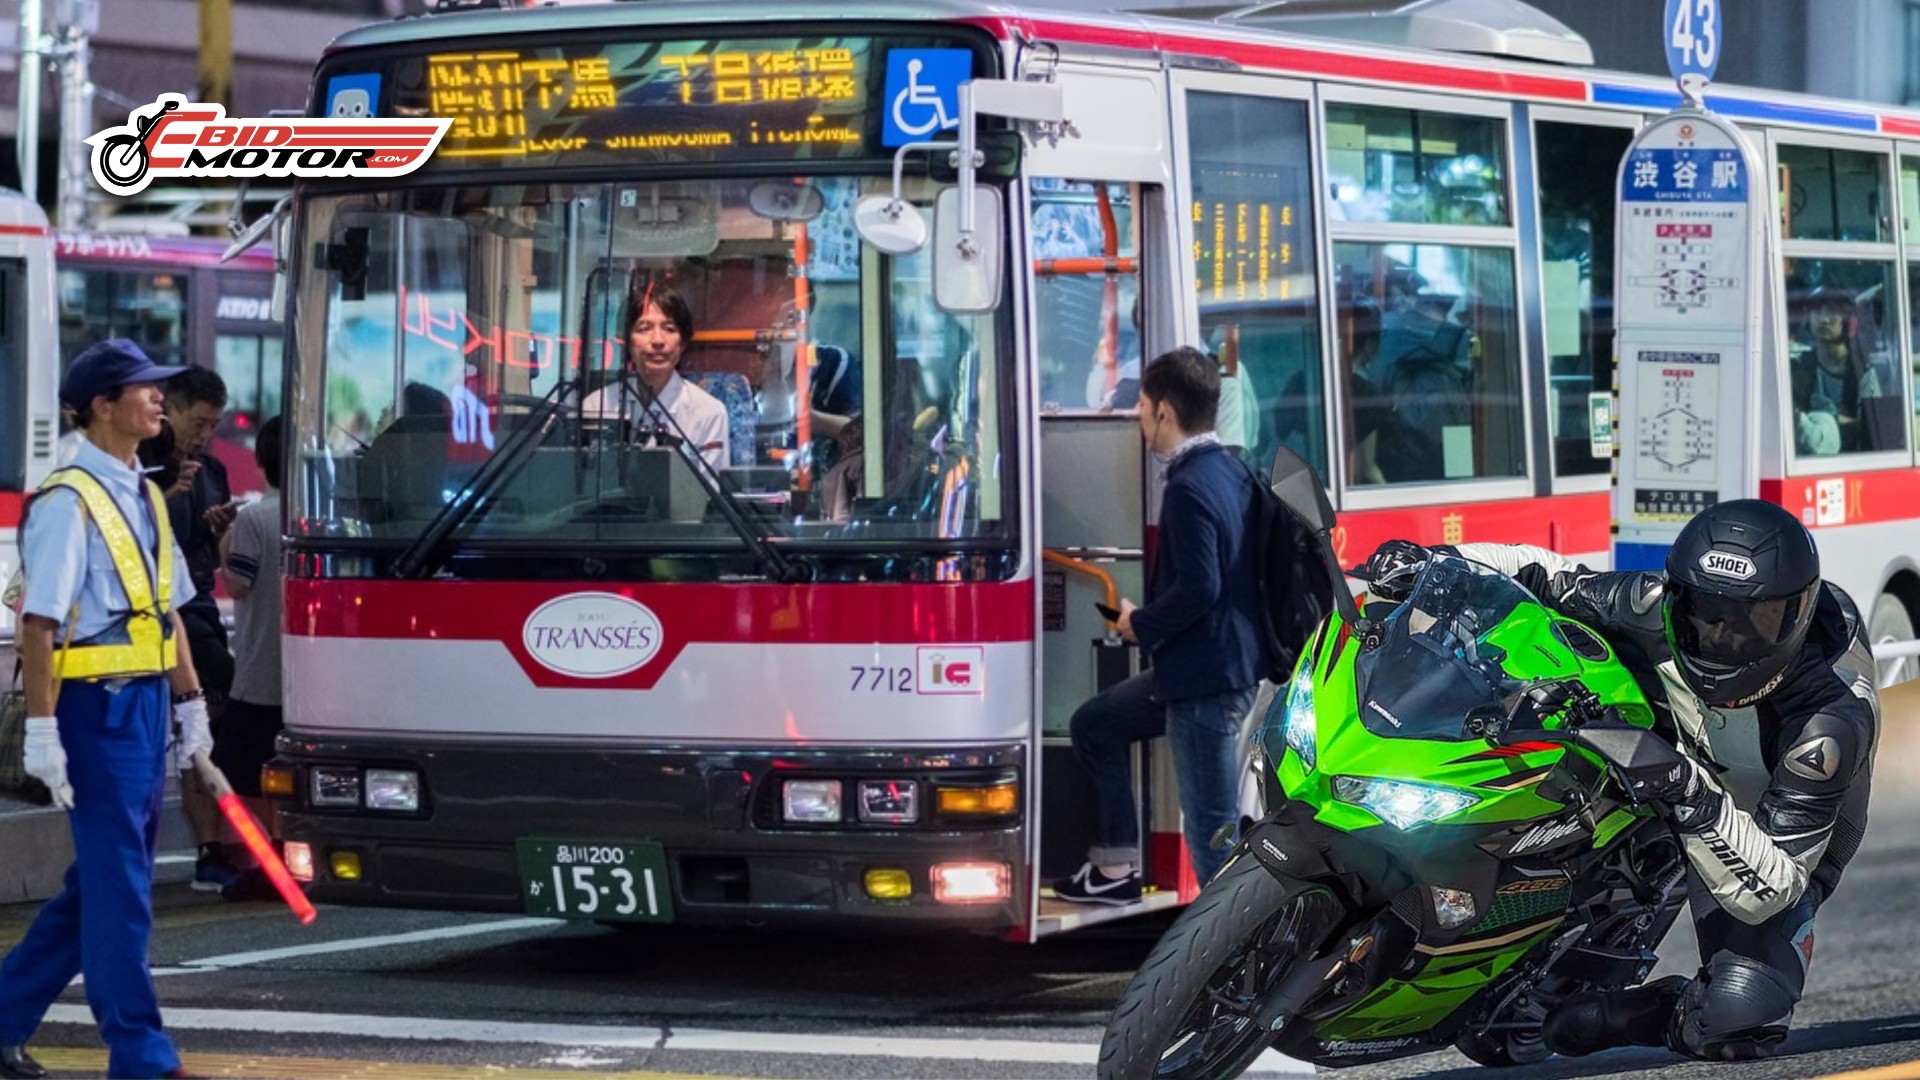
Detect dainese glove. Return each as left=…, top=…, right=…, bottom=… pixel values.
left=1635, top=753, right=1724, bottom=833
left=23, top=716, right=73, bottom=809
left=1359, top=539, right=1433, bottom=602
left=173, top=697, right=213, bottom=774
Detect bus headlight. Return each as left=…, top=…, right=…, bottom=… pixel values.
left=311, top=767, right=361, bottom=808
left=783, top=779, right=843, bottom=823
left=365, top=769, right=420, bottom=812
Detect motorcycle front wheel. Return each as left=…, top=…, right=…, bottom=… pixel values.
left=1098, top=855, right=1343, bottom=1080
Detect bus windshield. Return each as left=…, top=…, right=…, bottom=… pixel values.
left=290, top=176, right=1009, bottom=555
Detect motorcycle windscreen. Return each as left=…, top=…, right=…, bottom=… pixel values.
left=1352, top=555, right=1531, bottom=741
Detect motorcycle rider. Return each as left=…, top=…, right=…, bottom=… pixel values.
left=1358, top=499, right=1879, bottom=1061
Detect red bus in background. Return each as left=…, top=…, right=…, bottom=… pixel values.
left=55, top=232, right=282, bottom=495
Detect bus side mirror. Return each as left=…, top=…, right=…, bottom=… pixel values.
left=933, top=185, right=1002, bottom=314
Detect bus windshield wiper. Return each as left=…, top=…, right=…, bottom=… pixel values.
left=621, top=375, right=801, bottom=584
left=391, top=378, right=575, bottom=580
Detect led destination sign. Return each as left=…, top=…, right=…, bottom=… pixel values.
left=339, top=35, right=981, bottom=168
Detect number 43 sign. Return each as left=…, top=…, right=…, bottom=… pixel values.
left=1665, top=0, right=1722, bottom=99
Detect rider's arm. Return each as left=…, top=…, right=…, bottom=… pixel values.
left=1674, top=707, right=1869, bottom=924
left=1449, top=543, right=1588, bottom=596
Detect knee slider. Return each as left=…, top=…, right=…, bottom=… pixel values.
left=1671, top=956, right=1798, bottom=1059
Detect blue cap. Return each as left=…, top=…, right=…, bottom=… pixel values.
left=60, top=339, right=188, bottom=408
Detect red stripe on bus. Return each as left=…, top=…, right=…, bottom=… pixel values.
left=288, top=578, right=1034, bottom=643
left=1882, top=116, right=1920, bottom=137
left=1760, top=468, right=1920, bottom=529
left=1333, top=491, right=1610, bottom=568
left=965, top=17, right=1591, bottom=102
left=0, top=225, right=47, bottom=237
left=288, top=578, right=1034, bottom=691
left=0, top=491, right=21, bottom=528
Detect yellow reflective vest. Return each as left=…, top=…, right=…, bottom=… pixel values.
left=35, top=466, right=178, bottom=680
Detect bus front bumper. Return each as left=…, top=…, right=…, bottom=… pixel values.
left=268, top=733, right=1029, bottom=931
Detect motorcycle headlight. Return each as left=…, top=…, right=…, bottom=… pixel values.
left=1332, top=776, right=1479, bottom=830
left=1281, top=664, right=1317, bottom=770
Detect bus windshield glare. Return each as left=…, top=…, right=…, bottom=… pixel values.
left=290, top=176, right=1009, bottom=554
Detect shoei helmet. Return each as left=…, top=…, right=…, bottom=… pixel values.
left=1664, top=500, right=1822, bottom=706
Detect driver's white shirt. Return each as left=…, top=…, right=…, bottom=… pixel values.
left=579, top=371, right=730, bottom=469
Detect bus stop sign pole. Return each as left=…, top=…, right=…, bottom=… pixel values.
left=1611, top=0, right=1773, bottom=571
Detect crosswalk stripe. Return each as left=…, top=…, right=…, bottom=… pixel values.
left=24, top=1047, right=735, bottom=1079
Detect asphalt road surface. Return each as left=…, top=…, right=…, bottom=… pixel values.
left=1, top=700, right=1917, bottom=1079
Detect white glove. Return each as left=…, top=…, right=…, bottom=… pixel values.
left=23, top=716, right=73, bottom=809
left=173, top=697, right=213, bottom=775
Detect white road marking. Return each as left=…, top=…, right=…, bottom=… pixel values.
left=40, top=1005, right=1314, bottom=1074
left=173, top=916, right=559, bottom=970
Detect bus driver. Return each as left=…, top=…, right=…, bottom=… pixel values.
left=579, top=277, right=730, bottom=470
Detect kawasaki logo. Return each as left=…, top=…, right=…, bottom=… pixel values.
left=1698, top=550, right=1756, bottom=580
left=1320, top=1036, right=1417, bottom=1057
left=1259, top=838, right=1290, bottom=863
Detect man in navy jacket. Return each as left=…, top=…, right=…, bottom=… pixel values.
left=1054, top=346, right=1265, bottom=904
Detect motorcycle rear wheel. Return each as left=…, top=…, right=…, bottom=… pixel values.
left=1098, top=855, right=1341, bottom=1080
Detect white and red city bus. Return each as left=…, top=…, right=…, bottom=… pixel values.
left=55, top=231, right=282, bottom=493
left=0, top=192, right=61, bottom=636
left=266, top=0, right=1920, bottom=937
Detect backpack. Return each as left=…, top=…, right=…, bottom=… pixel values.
left=1240, top=460, right=1336, bottom=683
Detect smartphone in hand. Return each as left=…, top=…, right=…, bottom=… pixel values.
left=1094, top=602, right=1122, bottom=622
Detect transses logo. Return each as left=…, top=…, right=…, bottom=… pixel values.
left=86, top=93, right=449, bottom=198
left=522, top=593, right=665, bottom=679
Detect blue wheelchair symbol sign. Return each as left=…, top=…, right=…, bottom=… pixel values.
left=1663, top=0, right=1721, bottom=87
left=882, top=49, right=972, bottom=148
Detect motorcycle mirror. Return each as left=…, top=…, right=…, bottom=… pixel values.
left=1268, top=446, right=1333, bottom=533
left=1266, top=447, right=1364, bottom=631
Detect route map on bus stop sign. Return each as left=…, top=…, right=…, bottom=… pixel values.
left=1612, top=105, right=1768, bottom=568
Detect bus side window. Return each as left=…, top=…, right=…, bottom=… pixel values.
left=1780, top=144, right=1905, bottom=459
left=1332, top=243, right=1524, bottom=486
left=1536, top=121, right=1632, bottom=479
left=1185, top=90, right=1323, bottom=477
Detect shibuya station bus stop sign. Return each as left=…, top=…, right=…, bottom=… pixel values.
left=1611, top=0, right=1778, bottom=570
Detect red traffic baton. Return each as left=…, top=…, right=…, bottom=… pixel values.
left=192, top=751, right=317, bottom=925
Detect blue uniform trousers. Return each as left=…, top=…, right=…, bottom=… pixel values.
left=0, top=676, right=179, bottom=1079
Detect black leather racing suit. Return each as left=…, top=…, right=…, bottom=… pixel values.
left=1454, top=543, right=1881, bottom=1059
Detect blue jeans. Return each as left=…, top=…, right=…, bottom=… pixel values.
left=1068, top=670, right=1259, bottom=885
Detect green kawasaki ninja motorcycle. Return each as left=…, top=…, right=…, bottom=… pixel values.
left=1099, top=449, right=1698, bottom=1079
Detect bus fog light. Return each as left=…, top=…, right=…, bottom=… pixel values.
left=1432, top=886, right=1477, bottom=930
left=782, top=779, right=842, bottom=823
left=857, top=780, right=918, bottom=823
left=330, top=850, right=363, bottom=882
left=311, top=767, right=361, bottom=808
left=365, top=769, right=420, bottom=811
left=864, top=868, right=913, bottom=899
left=284, top=842, right=314, bottom=882
left=934, top=782, right=1017, bottom=816
left=932, top=862, right=1009, bottom=903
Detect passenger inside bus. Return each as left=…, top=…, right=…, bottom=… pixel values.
left=579, top=277, right=731, bottom=470
left=1339, top=296, right=1390, bottom=486
left=1364, top=269, right=1476, bottom=484
left=1790, top=285, right=1901, bottom=456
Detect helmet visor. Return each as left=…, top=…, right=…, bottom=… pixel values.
left=1669, top=586, right=1809, bottom=667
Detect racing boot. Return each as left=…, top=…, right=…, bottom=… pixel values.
left=1542, top=975, right=1689, bottom=1057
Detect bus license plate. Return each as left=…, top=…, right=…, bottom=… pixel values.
left=515, top=839, right=674, bottom=923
